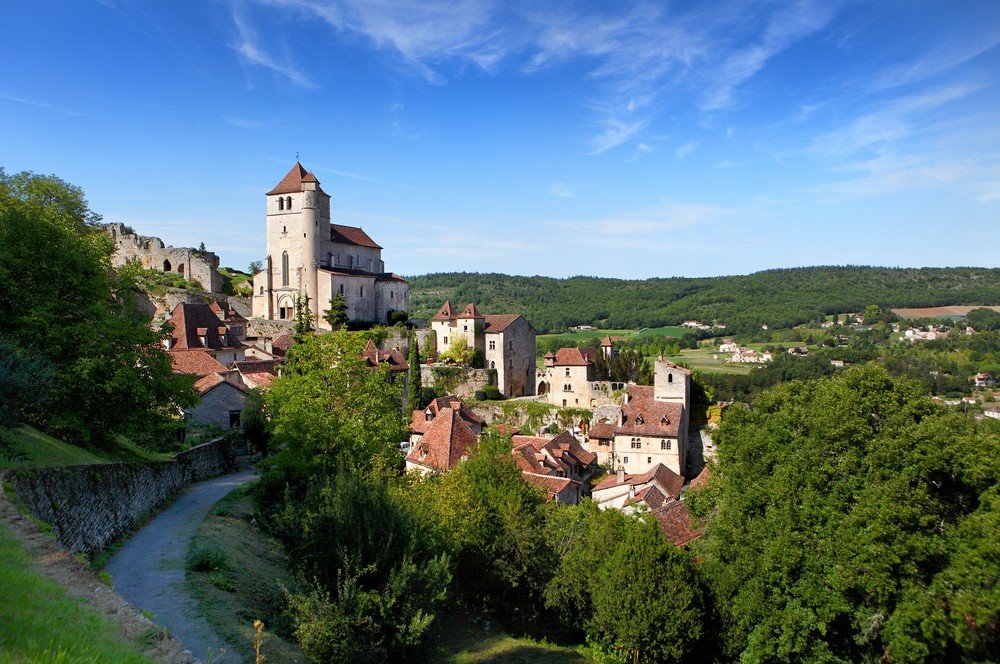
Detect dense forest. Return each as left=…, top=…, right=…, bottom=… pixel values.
left=408, top=268, right=1000, bottom=333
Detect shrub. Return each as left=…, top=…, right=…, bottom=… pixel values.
left=482, top=386, right=503, bottom=400
left=186, top=545, right=227, bottom=573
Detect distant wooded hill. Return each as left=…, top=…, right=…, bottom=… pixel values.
left=408, top=266, right=1000, bottom=334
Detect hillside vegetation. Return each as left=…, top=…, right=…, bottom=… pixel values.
left=408, top=267, right=1000, bottom=333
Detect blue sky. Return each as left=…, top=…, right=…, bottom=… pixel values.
left=2, top=1, right=998, bottom=278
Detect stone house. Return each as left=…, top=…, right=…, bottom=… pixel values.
left=592, top=463, right=685, bottom=512
left=408, top=395, right=485, bottom=446
left=429, top=301, right=537, bottom=397
left=510, top=430, right=597, bottom=505
left=251, top=163, right=409, bottom=328
left=405, top=407, right=479, bottom=474
left=104, top=222, right=222, bottom=293
left=165, top=302, right=246, bottom=373
left=186, top=372, right=247, bottom=430
left=538, top=347, right=619, bottom=408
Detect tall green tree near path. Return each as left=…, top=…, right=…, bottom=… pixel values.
left=406, top=331, right=422, bottom=415
left=323, top=294, right=349, bottom=330
left=0, top=169, right=195, bottom=450
left=697, top=363, right=1000, bottom=662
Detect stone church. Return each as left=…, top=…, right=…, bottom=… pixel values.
left=251, top=163, right=409, bottom=329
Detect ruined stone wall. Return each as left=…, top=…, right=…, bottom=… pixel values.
left=104, top=222, right=223, bottom=293
left=421, top=366, right=494, bottom=400
left=3, top=439, right=233, bottom=554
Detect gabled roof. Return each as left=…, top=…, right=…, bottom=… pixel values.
left=510, top=431, right=596, bottom=476
left=553, top=347, right=593, bottom=366
left=330, top=224, right=382, bottom=249
left=409, top=395, right=484, bottom=435
left=431, top=301, right=455, bottom=321
left=375, top=272, right=409, bottom=283
left=167, top=303, right=243, bottom=352
left=652, top=501, right=703, bottom=546
left=588, top=419, right=617, bottom=440
left=193, top=371, right=247, bottom=396
left=209, top=300, right=247, bottom=322
left=600, top=335, right=614, bottom=347
left=484, top=314, right=526, bottom=333
left=360, top=339, right=408, bottom=373
left=169, top=349, right=229, bottom=376
left=406, top=408, right=478, bottom=472
left=522, top=472, right=578, bottom=498
left=618, top=393, right=684, bottom=438
left=268, top=162, right=326, bottom=196
left=688, top=465, right=711, bottom=490
left=593, top=462, right=685, bottom=500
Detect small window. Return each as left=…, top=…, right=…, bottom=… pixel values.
left=647, top=456, right=652, bottom=464
left=489, top=340, right=496, bottom=350
left=390, top=291, right=394, bottom=299
left=509, top=360, right=513, bottom=370
left=661, top=440, right=671, bottom=450
left=229, top=410, right=241, bottom=429
left=178, top=264, right=184, bottom=275
left=259, top=286, right=264, bottom=295
left=281, top=251, right=289, bottom=286
left=283, top=226, right=287, bottom=234
left=463, top=325, right=468, bottom=332
left=360, top=287, right=364, bottom=298
left=565, top=368, right=571, bottom=377
left=562, top=399, right=567, bottom=407
left=443, top=337, right=448, bottom=345
left=668, top=373, right=674, bottom=383
left=339, top=283, right=344, bottom=295
left=623, top=456, right=629, bottom=464
left=286, top=196, right=292, bottom=210
left=278, top=197, right=284, bottom=211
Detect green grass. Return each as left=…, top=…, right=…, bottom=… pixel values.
left=539, top=326, right=688, bottom=346
left=428, top=613, right=589, bottom=663
left=0, top=426, right=171, bottom=470
left=186, top=485, right=304, bottom=663
left=219, top=267, right=253, bottom=297
left=0, top=525, right=154, bottom=663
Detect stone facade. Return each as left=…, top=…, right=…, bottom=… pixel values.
left=251, top=163, right=409, bottom=328
left=420, top=366, right=494, bottom=400
left=538, top=347, right=623, bottom=408
left=186, top=379, right=246, bottom=430
left=104, top=222, right=222, bottom=293
left=2, top=439, right=233, bottom=554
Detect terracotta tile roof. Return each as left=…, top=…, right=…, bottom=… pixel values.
left=510, top=431, right=596, bottom=476
left=431, top=300, right=455, bottom=321
left=167, top=303, right=243, bottom=352
left=458, top=302, right=484, bottom=319
left=631, top=484, right=668, bottom=510
left=688, top=465, right=711, bottom=490
left=600, top=335, right=614, bottom=347
left=652, top=501, right=703, bottom=546
left=360, top=339, right=408, bottom=373
left=553, top=347, right=593, bottom=366
left=618, top=398, right=683, bottom=438
left=268, top=162, right=326, bottom=195
left=375, top=272, right=409, bottom=283
left=233, top=358, right=283, bottom=374
left=241, top=371, right=275, bottom=389
left=409, top=395, right=484, bottom=434
left=484, top=314, right=525, bottom=333
left=209, top=300, right=247, bottom=322
left=169, top=350, right=229, bottom=376
left=330, top=224, right=382, bottom=249
left=193, top=371, right=247, bottom=396
left=406, top=408, right=478, bottom=472
left=657, top=358, right=692, bottom=375
left=272, top=334, right=295, bottom=352
left=593, top=463, right=684, bottom=500
left=490, top=423, right=521, bottom=437
left=522, top=472, right=577, bottom=498
left=588, top=419, right=617, bottom=440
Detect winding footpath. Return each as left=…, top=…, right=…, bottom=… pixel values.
left=108, top=466, right=257, bottom=663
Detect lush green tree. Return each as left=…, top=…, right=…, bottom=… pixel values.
left=439, top=336, right=474, bottom=365
left=294, top=293, right=314, bottom=337
left=0, top=169, right=194, bottom=450
left=966, top=307, right=1000, bottom=332
left=699, top=363, right=1000, bottom=662
left=248, top=259, right=263, bottom=274
left=406, top=332, right=422, bottom=415
left=241, top=387, right=269, bottom=456
left=324, top=294, right=349, bottom=330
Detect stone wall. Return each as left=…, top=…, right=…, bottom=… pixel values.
left=421, top=365, right=494, bottom=400
left=104, top=223, right=222, bottom=293
left=2, top=438, right=233, bottom=554
left=246, top=318, right=295, bottom=339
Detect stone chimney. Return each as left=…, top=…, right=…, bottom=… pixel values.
left=616, top=466, right=625, bottom=484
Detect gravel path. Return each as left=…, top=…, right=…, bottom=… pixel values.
left=108, top=467, right=257, bottom=663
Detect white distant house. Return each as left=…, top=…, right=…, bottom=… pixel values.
left=718, top=340, right=738, bottom=353
left=731, top=347, right=772, bottom=364
left=973, top=372, right=996, bottom=388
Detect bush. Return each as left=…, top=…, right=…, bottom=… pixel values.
left=482, top=386, right=503, bottom=400
left=186, top=545, right=227, bottom=573
left=473, top=390, right=487, bottom=401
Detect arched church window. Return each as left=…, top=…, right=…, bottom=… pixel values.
left=278, top=197, right=284, bottom=211
left=286, top=196, right=292, bottom=210
left=281, top=251, right=289, bottom=287
left=162, top=259, right=171, bottom=271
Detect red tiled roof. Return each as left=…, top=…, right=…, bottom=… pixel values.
left=618, top=398, right=684, bottom=438
left=193, top=371, right=247, bottom=396
left=169, top=350, right=229, bottom=376
left=588, top=419, right=617, bottom=440
left=360, top=339, right=408, bottom=373
left=652, top=501, right=703, bottom=546
left=522, top=472, right=577, bottom=498
left=167, top=303, right=243, bottom=352
left=375, top=272, right=408, bottom=283
left=554, top=347, right=593, bottom=366
left=458, top=302, right=484, bottom=319
left=409, top=395, right=484, bottom=434
left=689, top=465, right=711, bottom=490
left=431, top=300, right=454, bottom=322
left=490, top=423, right=521, bottom=437
left=273, top=334, right=294, bottom=352
left=484, top=314, right=525, bottom=333
left=510, top=431, right=596, bottom=476
left=330, top=224, right=382, bottom=249
left=209, top=300, right=247, bottom=322
left=406, top=408, right=478, bottom=472
left=268, top=163, right=326, bottom=195
left=593, top=463, right=684, bottom=500
left=241, top=372, right=275, bottom=389
left=632, top=484, right=668, bottom=510
left=233, top=358, right=283, bottom=374
left=600, top=335, right=614, bottom=347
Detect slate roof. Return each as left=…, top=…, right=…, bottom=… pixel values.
left=405, top=408, right=478, bottom=472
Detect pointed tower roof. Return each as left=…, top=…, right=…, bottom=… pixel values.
left=600, top=335, right=614, bottom=347
left=431, top=300, right=454, bottom=322
left=267, top=162, right=320, bottom=195
left=458, top=302, right=484, bottom=319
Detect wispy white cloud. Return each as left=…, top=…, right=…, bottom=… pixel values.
left=550, top=200, right=738, bottom=237
left=675, top=141, right=699, bottom=159
left=0, top=92, right=79, bottom=116
left=868, top=29, right=1000, bottom=91
left=230, top=4, right=316, bottom=88
left=547, top=182, right=573, bottom=199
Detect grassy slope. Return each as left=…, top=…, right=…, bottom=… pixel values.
left=186, top=486, right=304, bottom=663
left=0, top=426, right=170, bottom=470
left=0, top=525, right=153, bottom=663
left=429, top=613, right=588, bottom=663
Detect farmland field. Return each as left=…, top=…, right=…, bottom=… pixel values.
left=537, top=326, right=689, bottom=345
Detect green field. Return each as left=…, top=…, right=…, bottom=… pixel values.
left=0, top=426, right=171, bottom=470
left=429, top=612, right=588, bottom=663
left=663, top=342, right=817, bottom=375
left=538, top=326, right=689, bottom=345
left=0, top=525, right=154, bottom=663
